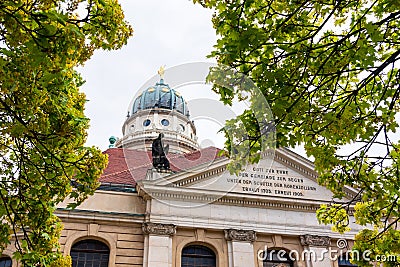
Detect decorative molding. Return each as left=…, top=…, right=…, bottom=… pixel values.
left=174, top=166, right=226, bottom=187
left=195, top=229, right=205, bottom=242
left=300, top=234, right=330, bottom=247
left=88, top=223, right=99, bottom=236
left=274, top=152, right=318, bottom=179
left=149, top=191, right=355, bottom=215
left=145, top=191, right=331, bottom=212
left=272, top=234, right=283, bottom=247
left=224, top=229, right=256, bottom=242
left=142, top=222, right=176, bottom=236
left=56, top=208, right=145, bottom=224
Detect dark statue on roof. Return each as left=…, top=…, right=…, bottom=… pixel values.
left=152, top=133, right=170, bottom=170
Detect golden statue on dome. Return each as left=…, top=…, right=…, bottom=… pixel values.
left=157, top=65, right=165, bottom=79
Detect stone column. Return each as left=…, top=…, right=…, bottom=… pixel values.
left=300, top=234, right=332, bottom=267
left=142, top=222, right=176, bottom=267
left=225, top=229, right=257, bottom=267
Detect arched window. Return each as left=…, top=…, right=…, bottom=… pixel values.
left=263, top=249, right=294, bottom=267
left=0, top=257, right=12, bottom=267
left=338, top=253, right=357, bottom=267
left=175, top=96, right=184, bottom=114
left=132, top=97, right=141, bottom=114
left=143, top=89, right=157, bottom=109
left=159, top=89, right=172, bottom=109
left=71, top=239, right=109, bottom=267
left=181, top=245, right=216, bottom=267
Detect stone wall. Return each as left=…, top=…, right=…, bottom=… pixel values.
left=61, top=220, right=144, bottom=267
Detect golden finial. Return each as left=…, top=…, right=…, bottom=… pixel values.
left=158, top=65, right=165, bottom=79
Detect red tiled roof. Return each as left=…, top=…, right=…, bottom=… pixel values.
left=100, top=147, right=224, bottom=186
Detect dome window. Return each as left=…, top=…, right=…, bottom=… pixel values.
left=143, top=89, right=157, bottom=109
left=161, top=119, right=170, bottom=126
left=143, top=119, right=151, bottom=127
left=132, top=97, right=141, bottom=114
left=159, top=90, right=172, bottom=109
left=175, top=96, right=184, bottom=114
left=179, top=124, right=185, bottom=132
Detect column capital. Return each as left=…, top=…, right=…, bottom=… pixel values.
left=142, top=222, right=176, bottom=236
left=224, top=229, right=256, bottom=242
left=300, top=234, right=330, bottom=247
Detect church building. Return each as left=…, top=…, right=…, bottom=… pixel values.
left=1, top=73, right=362, bottom=267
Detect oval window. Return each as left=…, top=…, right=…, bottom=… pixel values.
left=161, top=119, right=170, bottom=126
left=143, top=119, right=151, bottom=127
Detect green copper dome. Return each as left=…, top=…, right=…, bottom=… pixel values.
left=132, top=79, right=189, bottom=116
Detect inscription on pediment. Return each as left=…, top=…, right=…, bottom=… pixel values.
left=189, top=157, right=334, bottom=201
left=227, top=166, right=317, bottom=198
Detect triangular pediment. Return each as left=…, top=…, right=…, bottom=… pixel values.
left=185, top=155, right=332, bottom=202
left=137, top=148, right=355, bottom=206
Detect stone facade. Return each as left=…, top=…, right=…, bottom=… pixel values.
left=0, top=76, right=361, bottom=267
left=1, top=148, right=361, bottom=267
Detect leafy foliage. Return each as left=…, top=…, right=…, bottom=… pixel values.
left=0, top=0, right=132, bottom=265
left=195, top=0, right=400, bottom=265
left=208, top=65, right=276, bottom=174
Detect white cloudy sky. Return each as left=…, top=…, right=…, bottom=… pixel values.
left=79, top=1, right=398, bottom=162
left=80, top=0, right=222, bottom=150
left=79, top=0, right=312, bottom=159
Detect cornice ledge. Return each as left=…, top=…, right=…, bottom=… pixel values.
left=142, top=222, right=176, bottom=236
left=224, top=229, right=257, bottom=242
left=173, top=165, right=227, bottom=187
left=274, top=152, right=318, bottom=180
left=300, top=234, right=330, bottom=247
